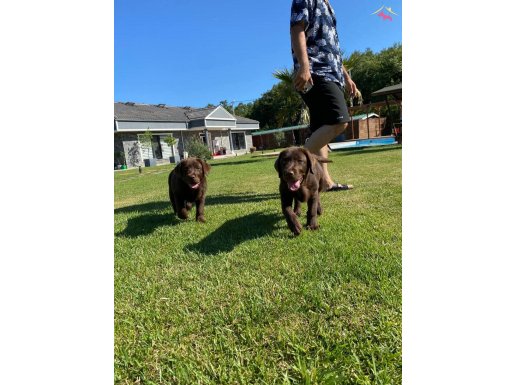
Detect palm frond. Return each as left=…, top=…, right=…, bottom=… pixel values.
left=273, top=68, right=295, bottom=84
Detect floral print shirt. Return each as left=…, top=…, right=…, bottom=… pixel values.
left=290, top=0, right=345, bottom=87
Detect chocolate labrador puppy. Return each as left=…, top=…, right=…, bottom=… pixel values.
left=168, top=157, right=211, bottom=222
left=275, top=147, right=331, bottom=235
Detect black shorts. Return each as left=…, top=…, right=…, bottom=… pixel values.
left=300, top=74, right=350, bottom=133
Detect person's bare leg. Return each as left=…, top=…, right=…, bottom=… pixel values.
left=304, top=122, right=347, bottom=189
left=318, top=145, right=334, bottom=189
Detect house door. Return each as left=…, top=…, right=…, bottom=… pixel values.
left=151, top=136, right=163, bottom=159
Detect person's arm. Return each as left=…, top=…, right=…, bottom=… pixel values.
left=290, top=22, right=313, bottom=92
left=342, top=65, right=357, bottom=97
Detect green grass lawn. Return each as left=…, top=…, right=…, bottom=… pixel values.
left=114, top=145, right=402, bottom=385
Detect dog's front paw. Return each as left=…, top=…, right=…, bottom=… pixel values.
left=288, top=220, right=302, bottom=236
left=196, top=215, right=206, bottom=223
left=178, top=208, right=189, bottom=220
left=306, top=221, right=319, bottom=230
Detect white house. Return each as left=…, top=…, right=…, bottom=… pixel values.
left=114, top=103, right=259, bottom=168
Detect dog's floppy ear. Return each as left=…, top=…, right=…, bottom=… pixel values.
left=200, top=159, right=211, bottom=176
left=300, top=147, right=315, bottom=174
left=274, top=152, right=283, bottom=178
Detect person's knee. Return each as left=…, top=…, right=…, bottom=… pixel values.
left=329, top=122, right=347, bottom=137
left=304, top=122, right=348, bottom=152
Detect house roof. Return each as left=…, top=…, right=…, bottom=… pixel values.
left=184, top=107, right=217, bottom=120
left=235, top=116, right=259, bottom=124
left=114, top=102, right=189, bottom=121
left=114, top=102, right=259, bottom=125
left=371, top=83, right=402, bottom=97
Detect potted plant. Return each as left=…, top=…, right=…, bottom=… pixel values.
left=139, top=128, right=156, bottom=167
left=163, top=135, right=180, bottom=163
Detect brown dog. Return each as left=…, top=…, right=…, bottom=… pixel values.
left=274, top=147, right=331, bottom=235
left=168, top=157, right=211, bottom=222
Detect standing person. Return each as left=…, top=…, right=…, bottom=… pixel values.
left=290, top=0, right=356, bottom=191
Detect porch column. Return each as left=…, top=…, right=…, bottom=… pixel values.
left=180, top=130, right=185, bottom=155
left=204, top=128, right=211, bottom=154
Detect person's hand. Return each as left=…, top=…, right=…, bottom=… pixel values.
left=345, top=77, right=357, bottom=97
left=294, top=66, right=313, bottom=92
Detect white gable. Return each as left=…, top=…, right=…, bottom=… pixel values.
left=206, top=106, right=236, bottom=120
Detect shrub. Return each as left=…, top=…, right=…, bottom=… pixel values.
left=114, top=151, right=126, bottom=165
left=273, top=132, right=287, bottom=148
left=185, top=138, right=212, bottom=160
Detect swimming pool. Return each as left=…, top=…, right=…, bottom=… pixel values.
left=328, top=136, right=398, bottom=150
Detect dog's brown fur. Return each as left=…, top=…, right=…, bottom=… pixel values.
left=274, top=147, right=331, bottom=235
left=168, top=157, right=211, bottom=222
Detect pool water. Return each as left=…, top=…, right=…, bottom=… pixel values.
left=329, top=136, right=397, bottom=150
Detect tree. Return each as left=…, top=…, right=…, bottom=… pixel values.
left=163, top=135, right=177, bottom=148
left=272, top=68, right=309, bottom=127
left=163, top=135, right=178, bottom=162
left=114, top=150, right=126, bottom=166
left=204, top=101, right=254, bottom=118
left=219, top=100, right=233, bottom=113
left=346, top=43, right=402, bottom=103
left=247, top=89, right=281, bottom=129
left=233, top=102, right=253, bottom=117
left=139, top=128, right=153, bottom=159
left=246, top=68, right=310, bottom=130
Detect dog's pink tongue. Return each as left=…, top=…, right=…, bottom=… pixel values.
left=190, top=183, right=200, bottom=189
left=288, top=180, right=301, bottom=191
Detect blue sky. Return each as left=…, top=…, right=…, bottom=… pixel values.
left=115, top=0, right=401, bottom=108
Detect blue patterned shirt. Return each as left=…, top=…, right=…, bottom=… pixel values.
left=290, top=0, right=345, bottom=87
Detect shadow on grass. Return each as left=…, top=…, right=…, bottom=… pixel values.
left=185, top=212, right=282, bottom=255
left=114, top=193, right=279, bottom=215
left=115, top=201, right=170, bottom=215
left=116, top=212, right=179, bottom=238
left=206, top=193, right=278, bottom=206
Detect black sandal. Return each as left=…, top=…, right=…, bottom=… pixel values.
left=327, top=183, right=354, bottom=191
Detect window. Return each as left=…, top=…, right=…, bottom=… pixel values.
left=231, top=132, right=246, bottom=150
